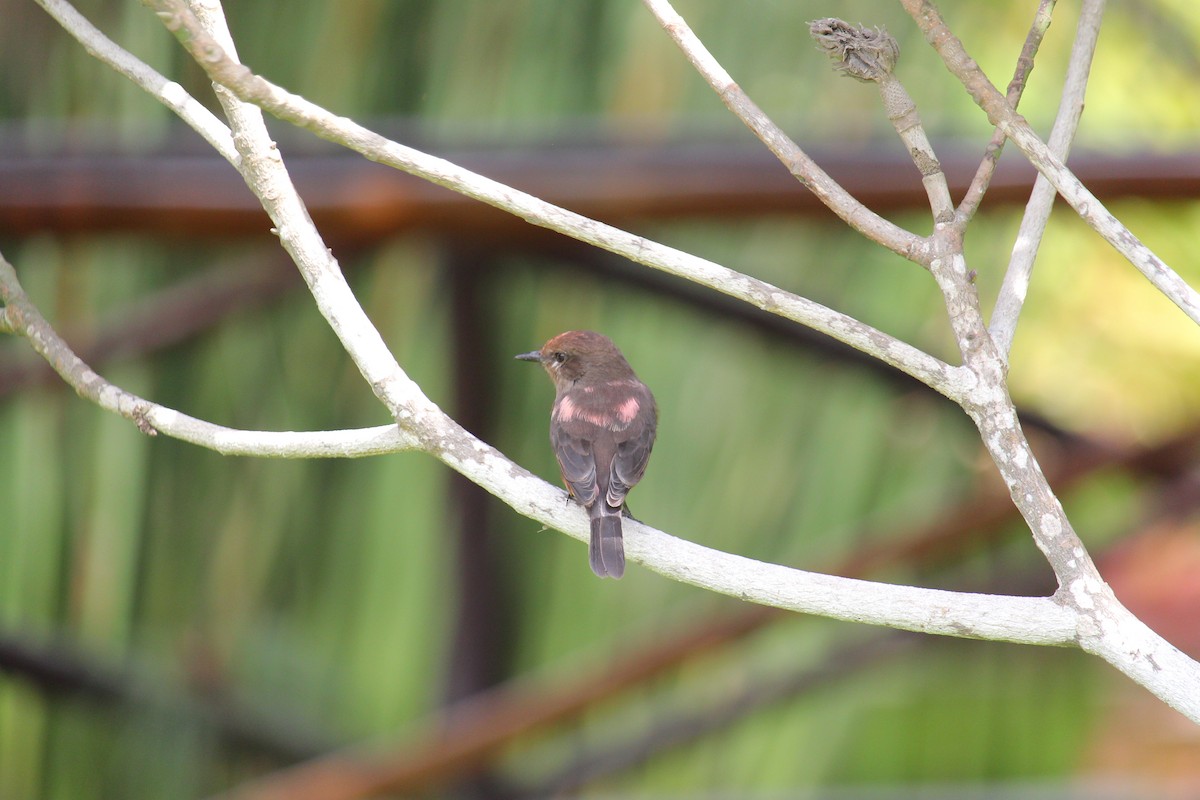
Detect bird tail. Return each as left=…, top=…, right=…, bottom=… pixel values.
left=589, top=505, right=625, bottom=579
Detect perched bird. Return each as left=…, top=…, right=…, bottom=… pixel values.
left=516, top=331, right=657, bottom=579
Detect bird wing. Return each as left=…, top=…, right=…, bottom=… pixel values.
left=551, top=424, right=599, bottom=505
left=607, top=412, right=656, bottom=508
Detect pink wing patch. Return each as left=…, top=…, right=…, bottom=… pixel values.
left=555, top=395, right=605, bottom=427
left=554, top=394, right=579, bottom=422
left=555, top=392, right=639, bottom=430
left=616, top=396, right=640, bottom=425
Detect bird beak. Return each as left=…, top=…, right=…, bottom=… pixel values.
left=514, top=350, right=544, bottom=363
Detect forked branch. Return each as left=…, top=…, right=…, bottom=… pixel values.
left=901, top=0, right=1200, bottom=328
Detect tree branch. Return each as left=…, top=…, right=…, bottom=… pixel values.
left=793, top=5, right=1200, bottom=721
left=642, top=0, right=927, bottom=261
left=145, top=0, right=1199, bottom=721
left=989, top=0, right=1106, bottom=357
left=956, top=0, right=1057, bottom=221
left=0, top=170, right=1060, bottom=652
left=644, top=0, right=1097, bottom=603
left=0, top=250, right=414, bottom=457
left=0, top=233, right=1086, bottom=690
left=922, top=169, right=1200, bottom=725
left=33, top=0, right=238, bottom=165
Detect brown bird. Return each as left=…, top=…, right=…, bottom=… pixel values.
left=516, top=331, right=657, bottom=579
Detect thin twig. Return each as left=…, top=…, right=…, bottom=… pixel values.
left=0, top=249, right=414, bottom=457
left=642, top=1, right=926, bottom=261
left=957, top=0, right=1057, bottom=221
left=33, top=0, right=238, bottom=165
left=989, top=0, right=1106, bottom=357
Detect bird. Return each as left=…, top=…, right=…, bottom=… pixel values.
left=516, top=331, right=657, bottom=579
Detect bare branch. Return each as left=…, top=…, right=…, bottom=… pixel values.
left=990, top=0, right=1106, bottom=357
left=642, top=0, right=928, bottom=263
left=0, top=249, right=415, bottom=457
left=164, top=0, right=453, bottom=456
left=901, top=0, right=1200, bottom=329
left=922, top=217, right=1200, bottom=723
left=654, top=3, right=1102, bottom=623
left=20, top=7, right=976, bottom=628
left=957, top=0, right=1057, bottom=221
left=33, top=0, right=238, bottom=165
left=6, top=0, right=1095, bottom=664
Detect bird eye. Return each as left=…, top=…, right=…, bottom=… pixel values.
left=553, top=351, right=567, bottom=364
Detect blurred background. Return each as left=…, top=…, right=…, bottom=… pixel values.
left=2, top=0, right=1200, bottom=797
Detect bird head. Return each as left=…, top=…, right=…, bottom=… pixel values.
left=515, top=330, right=633, bottom=391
